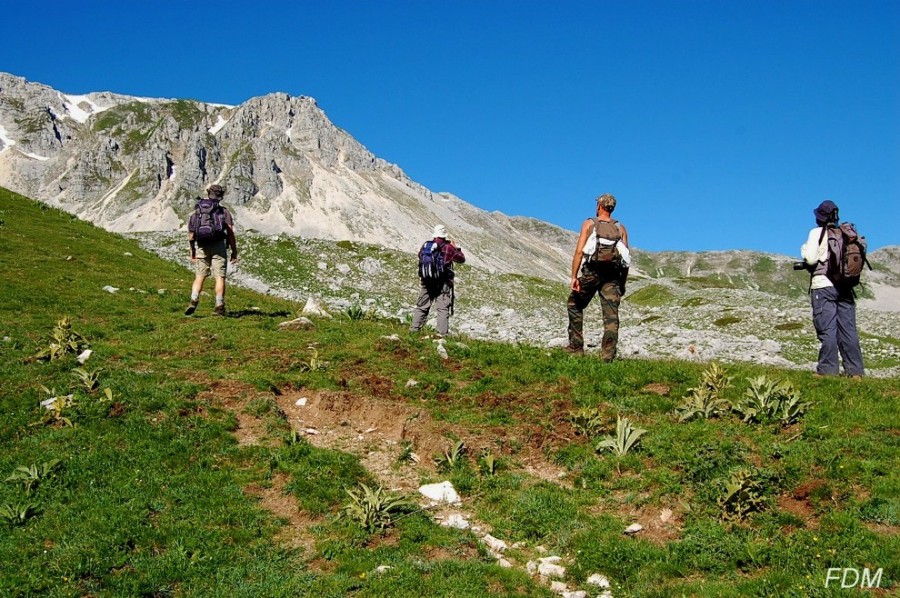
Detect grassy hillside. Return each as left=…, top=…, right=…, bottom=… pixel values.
left=1, top=188, right=898, bottom=596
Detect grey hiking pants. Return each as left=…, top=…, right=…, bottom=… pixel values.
left=410, top=281, right=453, bottom=336
left=811, top=286, right=864, bottom=376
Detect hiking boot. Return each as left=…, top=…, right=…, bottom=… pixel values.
left=213, top=304, right=226, bottom=316
left=184, top=300, right=199, bottom=316
left=563, top=345, right=584, bottom=356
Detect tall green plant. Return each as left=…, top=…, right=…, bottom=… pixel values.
left=597, top=417, right=647, bottom=458
left=342, top=483, right=414, bottom=533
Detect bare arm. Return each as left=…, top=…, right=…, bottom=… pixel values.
left=618, top=222, right=629, bottom=247
left=570, top=219, right=594, bottom=290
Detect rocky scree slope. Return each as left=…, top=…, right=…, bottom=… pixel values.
left=0, top=72, right=572, bottom=281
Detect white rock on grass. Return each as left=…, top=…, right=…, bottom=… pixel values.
left=405, top=379, right=419, bottom=388
left=441, top=513, right=470, bottom=529
left=624, top=523, right=643, bottom=535
left=538, top=561, right=566, bottom=579
left=587, top=574, right=611, bottom=588
left=102, top=285, right=119, bottom=293
left=278, top=316, right=314, bottom=329
left=76, top=349, right=92, bottom=364
left=482, top=534, right=507, bottom=553
left=301, top=297, right=332, bottom=318
left=418, top=481, right=461, bottom=505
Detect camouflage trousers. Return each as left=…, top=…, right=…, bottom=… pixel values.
left=567, top=267, right=622, bottom=362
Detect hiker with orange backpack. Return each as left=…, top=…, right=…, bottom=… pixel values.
left=565, top=194, right=630, bottom=362
left=800, top=200, right=867, bottom=377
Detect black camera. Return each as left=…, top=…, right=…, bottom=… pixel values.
left=793, top=261, right=811, bottom=271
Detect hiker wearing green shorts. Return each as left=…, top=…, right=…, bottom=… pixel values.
left=184, top=184, right=238, bottom=316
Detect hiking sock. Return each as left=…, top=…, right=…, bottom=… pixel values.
left=215, top=296, right=225, bottom=307
left=190, top=292, right=200, bottom=302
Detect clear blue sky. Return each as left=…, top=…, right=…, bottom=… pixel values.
left=4, top=0, right=898, bottom=255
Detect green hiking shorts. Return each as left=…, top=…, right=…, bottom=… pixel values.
left=195, top=240, right=228, bottom=278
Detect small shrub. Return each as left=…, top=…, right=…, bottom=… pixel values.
left=342, top=483, right=414, bottom=533
left=733, top=376, right=810, bottom=425
left=34, top=317, right=88, bottom=361
left=5, top=460, right=61, bottom=495
left=570, top=406, right=605, bottom=437
left=478, top=450, right=502, bottom=477
left=676, top=363, right=733, bottom=421
left=0, top=501, right=41, bottom=526
left=435, top=439, right=467, bottom=471
left=71, top=367, right=102, bottom=393
left=37, top=387, right=75, bottom=427
left=345, top=305, right=366, bottom=321
left=596, top=416, right=646, bottom=460
left=396, top=441, right=418, bottom=465
left=717, top=469, right=767, bottom=521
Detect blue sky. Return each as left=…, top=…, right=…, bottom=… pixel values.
left=4, top=0, right=898, bottom=255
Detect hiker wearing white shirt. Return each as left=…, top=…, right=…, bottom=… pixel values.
left=800, top=199, right=864, bottom=377
left=565, top=194, right=630, bottom=361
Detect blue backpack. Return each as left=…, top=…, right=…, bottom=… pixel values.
left=189, top=198, right=227, bottom=242
left=418, top=240, right=447, bottom=281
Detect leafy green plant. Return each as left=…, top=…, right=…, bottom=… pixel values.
left=5, top=460, right=61, bottom=495
left=396, top=441, right=417, bottom=465
left=37, top=387, right=75, bottom=427
left=478, top=450, right=501, bottom=476
left=733, top=376, right=810, bottom=425
left=435, top=439, right=467, bottom=471
left=345, top=305, right=366, bottom=321
left=570, top=406, right=605, bottom=437
left=0, top=501, right=41, bottom=526
left=717, top=469, right=767, bottom=521
left=71, top=367, right=102, bottom=393
left=676, top=362, right=733, bottom=422
left=34, top=316, right=88, bottom=361
left=297, top=348, right=328, bottom=372
left=341, top=483, right=414, bottom=533
left=596, top=417, right=647, bottom=467
left=676, top=387, right=730, bottom=422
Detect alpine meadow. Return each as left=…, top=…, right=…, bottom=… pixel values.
left=1, top=188, right=898, bottom=596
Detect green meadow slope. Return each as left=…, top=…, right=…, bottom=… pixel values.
left=0, top=188, right=898, bottom=596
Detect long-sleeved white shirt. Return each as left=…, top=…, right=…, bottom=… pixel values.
left=801, top=226, right=833, bottom=290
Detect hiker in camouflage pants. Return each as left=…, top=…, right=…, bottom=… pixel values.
left=565, top=194, right=629, bottom=362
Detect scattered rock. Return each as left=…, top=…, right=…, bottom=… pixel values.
left=624, top=523, right=643, bottom=535
left=76, top=349, right=92, bottom=364
left=278, top=316, right=314, bottom=330
left=123, top=252, right=132, bottom=256
left=405, top=379, right=419, bottom=388
left=304, top=428, right=319, bottom=435
left=301, top=297, right=332, bottom=318
left=418, top=481, right=461, bottom=505
left=102, top=285, right=119, bottom=293
left=295, top=398, right=308, bottom=407
left=374, top=565, right=392, bottom=574
left=482, top=534, right=507, bottom=553
left=441, top=513, right=470, bottom=530
left=587, top=573, right=611, bottom=588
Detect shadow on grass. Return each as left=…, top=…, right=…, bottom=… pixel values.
left=226, top=309, right=292, bottom=319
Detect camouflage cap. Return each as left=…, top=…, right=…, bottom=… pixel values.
left=596, top=193, right=616, bottom=211
left=207, top=184, right=225, bottom=197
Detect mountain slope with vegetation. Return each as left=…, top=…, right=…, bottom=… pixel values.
left=1, top=188, right=898, bottom=596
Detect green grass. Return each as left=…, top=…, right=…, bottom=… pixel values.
left=1, top=188, right=898, bottom=596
